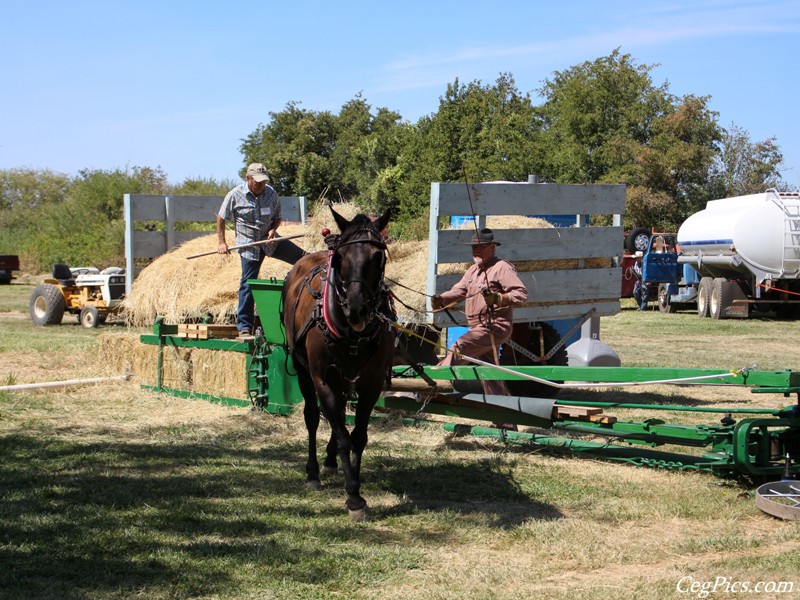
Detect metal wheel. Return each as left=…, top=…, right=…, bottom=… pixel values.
left=29, top=283, right=65, bottom=325
left=625, top=227, right=651, bottom=254
left=80, top=305, right=101, bottom=329
left=658, top=284, right=674, bottom=313
left=756, top=480, right=800, bottom=520
left=500, top=321, right=567, bottom=399
left=697, top=277, right=713, bottom=317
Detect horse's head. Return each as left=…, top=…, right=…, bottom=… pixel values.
left=330, top=207, right=390, bottom=332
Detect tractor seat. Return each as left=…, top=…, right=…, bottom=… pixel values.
left=52, top=263, right=75, bottom=286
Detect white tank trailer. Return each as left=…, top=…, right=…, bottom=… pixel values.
left=653, top=189, right=800, bottom=318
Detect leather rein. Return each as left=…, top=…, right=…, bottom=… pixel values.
left=292, top=227, right=391, bottom=351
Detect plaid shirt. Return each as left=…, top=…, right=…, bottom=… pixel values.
left=218, top=182, right=282, bottom=260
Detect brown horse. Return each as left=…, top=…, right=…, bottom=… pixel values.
left=281, top=208, right=394, bottom=521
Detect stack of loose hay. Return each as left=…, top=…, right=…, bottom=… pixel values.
left=122, top=208, right=562, bottom=328
left=122, top=203, right=433, bottom=327
left=111, top=206, right=609, bottom=401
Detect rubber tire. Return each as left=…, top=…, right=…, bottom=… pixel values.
left=0, top=275, right=11, bottom=285
left=80, top=305, right=101, bottom=329
left=30, top=284, right=65, bottom=326
left=625, top=227, right=651, bottom=254
left=658, top=284, right=675, bottom=313
left=500, top=321, right=568, bottom=399
left=709, top=278, right=730, bottom=319
left=697, top=277, right=713, bottom=318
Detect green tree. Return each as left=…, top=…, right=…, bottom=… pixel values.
left=709, top=123, right=785, bottom=197
left=171, top=176, right=234, bottom=196
left=537, top=50, right=722, bottom=230
left=240, top=96, right=410, bottom=217
left=396, top=73, right=542, bottom=228
left=0, top=169, right=71, bottom=256
left=240, top=101, right=338, bottom=203
left=26, top=166, right=169, bottom=271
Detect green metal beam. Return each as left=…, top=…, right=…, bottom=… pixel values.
left=139, top=334, right=252, bottom=352
left=398, top=365, right=800, bottom=389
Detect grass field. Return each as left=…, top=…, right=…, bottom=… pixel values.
left=1, top=279, right=800, bottom=599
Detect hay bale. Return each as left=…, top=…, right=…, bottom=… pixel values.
left=192, top=348, right=247, bottom=400
left=98, top=332, right=157, bottom=384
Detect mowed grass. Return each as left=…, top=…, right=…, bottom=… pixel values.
left=1, top=283, right=800, bottom=599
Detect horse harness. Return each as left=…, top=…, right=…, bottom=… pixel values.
left=290, top=226, right=395, bottom=367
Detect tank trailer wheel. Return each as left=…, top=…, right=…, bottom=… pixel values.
left=697, top=277, right=713, bottom=318
left=80, top=305, right=101, bottom=329
left=29, top=283, right=65, bottom=326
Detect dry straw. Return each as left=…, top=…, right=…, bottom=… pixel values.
left=122, top=204, right=601, bottom=327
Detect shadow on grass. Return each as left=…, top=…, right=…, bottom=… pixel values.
left=0, top=426, right=562, bottom=598
left=374, top=455, right=564, bottom=527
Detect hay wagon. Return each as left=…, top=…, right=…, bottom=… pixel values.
left=135, top=181, right=800, bottom=481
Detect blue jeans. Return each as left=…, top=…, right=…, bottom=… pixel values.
left=237, top=255, right=264, bottom=332
left=633, top=281, right=649, bottom=309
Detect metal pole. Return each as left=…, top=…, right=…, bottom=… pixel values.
left=0, top=373, right=132, bottom=392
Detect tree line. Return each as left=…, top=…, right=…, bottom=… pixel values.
left=0, top=50, right=788, bottom=273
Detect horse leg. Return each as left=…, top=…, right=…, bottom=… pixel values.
left=321, top=428, right=338, bottom=475
left=299, top=373, right=322, bottom=491
left=316, top=390, right=368, bottom=520
left=350, top=393, right=379, bottom=488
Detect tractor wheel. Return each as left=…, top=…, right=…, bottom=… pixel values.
left=697, top=277, right=713, bottom=317
left=500, top=321, right=567, bottom=399
left=80, top=306, right=101, bottom=329
left=29, top=284, right=65, bottom=326
left=625, top=227, right=651, bottom=254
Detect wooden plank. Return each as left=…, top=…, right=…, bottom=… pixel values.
left=554, top=405, right=604, bottom=418
left=131, top=230, right=166, bottom=259
left=126, top=194, right=168, bottom=220
left=178, top=324, right=239, bottom=340
left=436, top=226, right=623, bottom=263
left=435, top=182, right=626, bottom=216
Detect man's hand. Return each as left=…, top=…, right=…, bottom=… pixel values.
left=482, top=288, right=504, bottom=307
left=431, top=294, right=443, bottom=310
left=217, top=242, right=229, bottom=255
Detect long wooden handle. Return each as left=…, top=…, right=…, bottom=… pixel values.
left=186, top=233, right=305, bottom=260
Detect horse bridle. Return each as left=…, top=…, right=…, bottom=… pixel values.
left=327, top=227, right=388, bottom=319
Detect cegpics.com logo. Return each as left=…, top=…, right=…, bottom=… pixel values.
left=677, top=576, right=795, bottom=598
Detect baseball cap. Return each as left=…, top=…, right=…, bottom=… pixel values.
left=246, top=163, right=269, bottom=182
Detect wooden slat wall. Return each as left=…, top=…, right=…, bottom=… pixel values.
left=428, top=182, right=626, bottom=326
left=124, top=194, right=306, bottom=293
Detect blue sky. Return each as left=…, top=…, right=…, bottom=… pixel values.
left=1, top=0, right=798, bottom=188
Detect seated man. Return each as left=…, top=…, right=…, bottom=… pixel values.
left=431, top=228, right=528, bottom=398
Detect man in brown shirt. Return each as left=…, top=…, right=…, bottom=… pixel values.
left=431, top=228, right=528, bottom=396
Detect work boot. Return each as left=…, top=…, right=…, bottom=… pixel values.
left=236, top=328, right=255, bottom=341
left=491, top=422, right=518, bottom=431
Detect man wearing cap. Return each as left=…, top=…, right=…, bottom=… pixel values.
left=431, top=228, right=528, bottom=398
left=217, top=163, right=303, bottom=336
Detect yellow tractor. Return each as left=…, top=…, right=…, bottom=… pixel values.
left=29, top=263, right=126, bottom=328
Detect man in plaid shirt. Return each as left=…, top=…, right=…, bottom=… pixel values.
left=216, top=163, right=303, bottom=336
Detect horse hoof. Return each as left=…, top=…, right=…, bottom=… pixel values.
left=348, top=506, right=370, bottom=522
left=305, top=480, right=322, bottom=491
left=321, top=465, right=337, bottom=476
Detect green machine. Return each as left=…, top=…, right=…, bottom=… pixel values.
left=138, top=277, right=800, bottom=480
